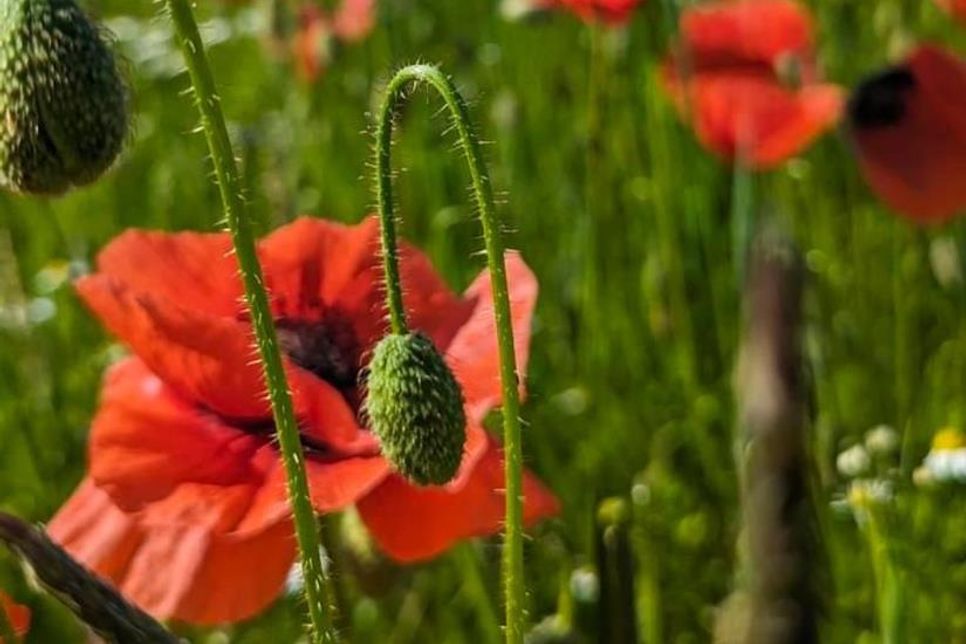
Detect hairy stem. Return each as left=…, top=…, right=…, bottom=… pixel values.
left=374, top=64, right=528, bottom=644
left=162, top=1, right=335, bottom=641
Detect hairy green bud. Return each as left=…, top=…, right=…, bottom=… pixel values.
left=364, top=332, right=466, bottom=486
left=0, top=0, right=128, bottom=194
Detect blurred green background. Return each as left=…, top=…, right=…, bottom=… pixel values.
left=2, top=0, right=966, bottom=641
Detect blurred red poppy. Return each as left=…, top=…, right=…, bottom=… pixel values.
left=0, top=593, right=29, bottom=642
left=555, top=0, right=642, bottom=24
left=935, top=0, right=966, bottom=23
left=662, top=0, right=843, bottom=168
left=47, top=217, right=558, bottom=625
left=847, top=45, right=966, bottom=223
left=293, top=0, right=376, bottom=82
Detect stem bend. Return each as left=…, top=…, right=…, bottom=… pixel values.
left=374, top=64, right=529, bottom=644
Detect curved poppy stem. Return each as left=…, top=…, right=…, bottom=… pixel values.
left=374, top=64, right=528, bottom=644
left=162, top=1, right=336, bottom=642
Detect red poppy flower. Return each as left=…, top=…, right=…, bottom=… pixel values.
left=293, top=0, right=376, bottom=83
left=47, top=217, right=558, bottom=625
left=0, top=593, right=29, bottom=642
left=661, top=0, right=843, bottom=168
left=554, top=0, right=642, bottom=23
left=935, top=0, right=966, bottom=23
left=847, top=45, right=966, bottom=223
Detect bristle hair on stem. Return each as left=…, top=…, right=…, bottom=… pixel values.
left=161, top=0, right=338, bottom=641
left=369, top=63, right=530, bottom=644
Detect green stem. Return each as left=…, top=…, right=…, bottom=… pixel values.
left=374, top=64, right=528, bottom=644
left=162, top=1, right=335, bottom=641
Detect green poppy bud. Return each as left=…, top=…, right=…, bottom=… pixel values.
left=0, top=0, right=128, bottom=195
left=363, top=332, right=466, bottom=486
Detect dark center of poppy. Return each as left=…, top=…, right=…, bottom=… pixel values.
left=276, top=311, right=364, bottom=410
left=848, top=66, right=916, bottom=129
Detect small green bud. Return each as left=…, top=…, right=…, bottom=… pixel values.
left=364, top=332, right=466, bottom=486
left=0, top=0, right=128, bottom=194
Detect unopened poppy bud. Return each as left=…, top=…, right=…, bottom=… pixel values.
left=0, top=0, right=128, bottom=195
left=364, top=332, right=466, bottom=486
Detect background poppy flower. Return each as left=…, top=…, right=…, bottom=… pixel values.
left=47, top=217, right=558, bottom=625
left=0, top=593, right=29, bottom=641
left=847, top=45, right=966, bottom=223
left=555, top=0, right=643, bottom=24
left=935, top=0, right=966, bottom=24
left=662, top=0, right=843, bottom=168
left=293, top=0, right=376, bottom=82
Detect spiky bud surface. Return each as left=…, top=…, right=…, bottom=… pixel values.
left=364, top=332, right=466, bottom=486
left=0, top=0, right=128, bottom=194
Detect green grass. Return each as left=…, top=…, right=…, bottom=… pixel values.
left=2, top=0, right=966, bottom=641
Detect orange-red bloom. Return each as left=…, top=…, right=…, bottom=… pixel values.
left=554, top=0, right=643, bottom=23
left=293, top=0, right=375, bottom=82
left=48, top=217, right=558, bottom=625
left=847, top=45, right=966, bottom=223
left=661, top=0, right=843, bottom=168
left=0, top=593, right=29, bottom=642
left=935, top=0, right=966, bottom=23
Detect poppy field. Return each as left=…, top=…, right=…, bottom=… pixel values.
left=2, top=0, right=966, bottom=642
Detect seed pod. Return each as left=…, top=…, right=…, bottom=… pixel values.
left=0, top=0, right=128, bottom=195
left=364, top=332, right=466, bottom=486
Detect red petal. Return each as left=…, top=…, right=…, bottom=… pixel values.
left=258, top=217, right=381, bottom=322
left=398, top=243, right=475, bottom=351
left=558, top=0, right=642, bottom=23
left=668, top=71, right=842, bottom=168
left=47, top=479, right=144, bottom=582
left=76, top=275, right=270, bottom=420
left=259, top=215, right=472, bottom=352
left=1, top=593, right=30, bottom=638
left=357, top=446, right=558, bottom=562
left=936, top=0, right=966, bottom=23
left=119, top=521, right=295, bottom=625
left=88, top=358, right=267, bottom=514
left=679, top=0, right=815, bottom=72
left=445, top=252, right=538, bottom=423
left=48, top=479, right=296, bottom=625
left=88, top=357, right=381, bottom=533
left=95, top=229, right=241, bottom=318
left=246, top=453, right=389, bottom=526
left=849, top=44, right=966, bottom=222
left=334, top=0, right=376, bottom=41
left=444, top=423, right=490, bottom=492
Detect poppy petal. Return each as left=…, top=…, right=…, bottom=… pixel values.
left=48, top=479, right=296, bottom=625
left=680, top=0, right=815, bottom=72
left=0, top=593, right=30, bottom=638
left=334, top=0, right=376, bottom=41
left=47, top=479, right=144, bottom=585
left=88, top=358, right=266, bottom=514
left=935, top=0, right=966, bottom=24
left=445, top=252, right=538, bottom=423
left=358, top=445, right=558, bottom=562
left=95, top=229, right=241, bottom=317
left=75, top=275, right=271, bottom=420
left=244, top=453, right=389, bottom=527
left=557, top=0, right=641, bottom=23
left=118, top=520, right=295, bottom=625
left=848, top=44, right=966, bottom=222
left=444, top=423, right=491, bottom=492
left=670, top=72, right=842, bottom=168
left=398, top=243, right=476, bottom=351
left=258, top=217, right=381, bottom=322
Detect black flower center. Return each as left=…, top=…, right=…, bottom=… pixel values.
left=848, top=66, right=916, bottom=129
left=276, top=310, right=364, bottom=412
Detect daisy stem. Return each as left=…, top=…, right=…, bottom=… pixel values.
left=374, top=64, right=529, bottom=644
left=162, top=1, right=336, bottom=642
